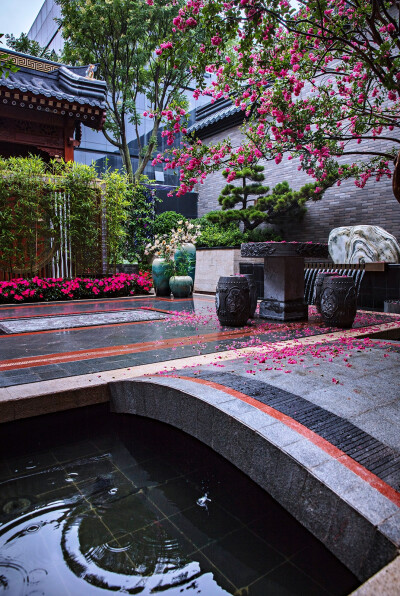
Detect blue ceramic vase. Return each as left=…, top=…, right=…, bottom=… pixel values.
left=169, top=276, right=193, bottom=298
left=152, top=257, right=171, bottom=296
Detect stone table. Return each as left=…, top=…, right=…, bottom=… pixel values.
left=241, top=242, right=329, bottom=321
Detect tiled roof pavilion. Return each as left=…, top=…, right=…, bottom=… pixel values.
left=0, top=48, right=107, bottom=161
left=188, top=97, right=245, bottom=138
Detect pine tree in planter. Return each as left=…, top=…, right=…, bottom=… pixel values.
left=207, top=163, right=325, bottom=232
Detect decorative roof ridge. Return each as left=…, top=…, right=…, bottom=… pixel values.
left=58, top=66, right=107, bottom=99
left=187, top=101, right=242, bottom=134
left=0, top=48, right=106, bottom=92
left=0, top=46, right=62, bottom=68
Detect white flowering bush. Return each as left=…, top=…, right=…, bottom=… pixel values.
left=144, top=234, right=175, bottom=261
left=170, top=220, right=201, bottom=246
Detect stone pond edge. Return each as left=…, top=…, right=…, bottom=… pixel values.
left=109, top=375, right=400, bottom=583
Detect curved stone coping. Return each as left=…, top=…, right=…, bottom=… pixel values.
left=109, top=375, right=400, bottom=583
left=241, top=241, right=329, bottom=258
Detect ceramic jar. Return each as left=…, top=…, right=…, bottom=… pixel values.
left=152, top=257, right=170, bottom=296
left=320, top=276, right=357, bottom=328
left=169, top=275, right=193, bottom=298
left=215, top=276, right=251, bottom=327
left=174, top=243, right=196, bottom=285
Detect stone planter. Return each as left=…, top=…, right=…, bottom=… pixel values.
left=194, top=247, right=262, bottom=294
left=241, top=242, right=328, bottom=321
left=314, top=272, right=337, bottom=313
left=320, top=276, right=357, bottom=328
left=169, top=276, right=193, bottom=298
left=215, top=276, right=250, bottom=327
left=174, top=243, right=196, bottom=285
left=242, top=273, right=258, bottom=317
left=152, top=257, right=171, bottom=297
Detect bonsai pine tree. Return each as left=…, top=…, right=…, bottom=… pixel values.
left=207, top=162, right=324, bottom=231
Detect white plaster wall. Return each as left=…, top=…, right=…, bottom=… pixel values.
left=194, top=248, right=262, bottom=293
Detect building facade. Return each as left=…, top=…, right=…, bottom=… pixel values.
left=0, top=47, right=107, bottom=161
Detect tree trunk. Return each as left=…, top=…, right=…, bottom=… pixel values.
left=133, top=121, right=160, bottom=183
left=119, top=137, right=134, bottom=182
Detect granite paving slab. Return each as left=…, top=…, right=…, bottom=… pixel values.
left=0, top=309, right=166, bottom=334
left=170, top=369, right=400, bottom=490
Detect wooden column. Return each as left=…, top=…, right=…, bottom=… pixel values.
left=64, top=120, right=78, bottom=162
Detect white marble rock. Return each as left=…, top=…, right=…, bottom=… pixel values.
left=328, top=225, right=400, bottom=264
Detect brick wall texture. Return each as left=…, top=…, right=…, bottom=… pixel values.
left=197, top=126, right=400, bottom=244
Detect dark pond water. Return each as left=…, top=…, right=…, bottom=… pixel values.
left=0, top=405, right=359, bottom=595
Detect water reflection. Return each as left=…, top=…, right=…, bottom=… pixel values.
left=0, top=495, right=227, bottom=595
left=0, top=408, right=359, bottom=595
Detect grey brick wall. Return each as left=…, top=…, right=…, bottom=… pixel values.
left=197, top=126, right=400, bottom=243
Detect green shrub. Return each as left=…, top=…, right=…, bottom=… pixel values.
left=245, top=226, right=282, bottom=243
left=194, top=216, right=281, bottom=248
left=153, top=211, right=186, bottom=237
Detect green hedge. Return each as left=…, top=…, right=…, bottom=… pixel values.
left=151, top=211, right=281, bottom=248
left=153, top=211, right=186, bottom=237
left=193, top=217, right=281, bottom=248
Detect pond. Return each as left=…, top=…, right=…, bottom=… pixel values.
left=0, top=405, right=359, bottom=595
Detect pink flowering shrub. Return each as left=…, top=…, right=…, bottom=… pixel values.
left=152, top=0, right=399, bottom=199
left=0, top=272, right=152, bottom=304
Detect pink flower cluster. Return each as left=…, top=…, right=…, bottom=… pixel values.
left=158, top=0, right=399, bottom=197
left=0, top=272, right=152, bottom=304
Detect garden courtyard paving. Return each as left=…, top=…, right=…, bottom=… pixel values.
left=0, top=293, right=399, bottom=593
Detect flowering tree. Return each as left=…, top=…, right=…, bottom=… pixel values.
left=156, top=0, right=400, bottom=201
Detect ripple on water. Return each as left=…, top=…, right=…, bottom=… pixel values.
left=0, top=411, right=360, bottom=595
left=0, top=560, right=29, bottom=596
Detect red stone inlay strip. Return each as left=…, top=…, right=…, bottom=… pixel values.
left=169, top=375, right=400, bottom=507
left=0, top=328, right=254, bottom=371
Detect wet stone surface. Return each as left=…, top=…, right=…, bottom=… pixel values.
left=0, top=309, right=166, bottom=334
left=0, top=295, right=396, bottom=387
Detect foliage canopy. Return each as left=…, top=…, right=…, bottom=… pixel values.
left=5, top=33, right=58, bottom=61
left=157, top=0, right=400, bottom=199
left=56, top=0, right=202, bottom=181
